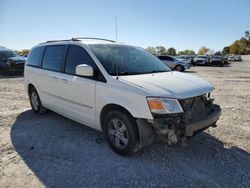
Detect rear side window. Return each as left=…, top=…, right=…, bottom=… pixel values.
left=42, top=46, right=67, bottom=72
left=26, top=47, right=44, bottom=67
left=65, top=45, right=96, bottom=75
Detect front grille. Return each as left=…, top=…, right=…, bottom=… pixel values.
left=179, top=95, right=214, bottom=124
left=14, top=63, right=25, bottom=69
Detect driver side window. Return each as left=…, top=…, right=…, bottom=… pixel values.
left=65, top=45, right=96, bottom=75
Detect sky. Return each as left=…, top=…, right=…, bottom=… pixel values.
left=0, top=0, right=249, bottom=52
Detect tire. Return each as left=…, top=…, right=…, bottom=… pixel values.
left=29, top=87, right=47, bottom=114
left=103, top=110, right=138, bottom=155
left=175, top=65, right=184, bottom=72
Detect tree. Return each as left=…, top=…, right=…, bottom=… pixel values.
left=214, top=51, right=222, bottom=55
left=155, top=46, right=167, bottom=55
left=145, top=46, right=156, bottom=55
left=167, top=47, right=176, bottom=56
left=222, top=46, right=230, bottom=55
left=15, top=49, right=30, bottom=56
left=222, top=31, right=250, bottom=55
left=198, top=46, right=210, bottom=55
left=178, top=49, right=195, bottom=55
left=245, top=30, right=250, bottom=40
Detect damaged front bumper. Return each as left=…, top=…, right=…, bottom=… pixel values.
left=184, top=105, right=221, bottom=136
left=136, top=95, right=221, bottom=149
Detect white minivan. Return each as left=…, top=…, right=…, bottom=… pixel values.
left=25, top=38, right=221, bottom=155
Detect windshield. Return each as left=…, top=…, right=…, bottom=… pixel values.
left=213, top=56, right=223, bottom=58
left=0, top=50, right=17, bottom=59
left=89, top=44, right=171, bottom=76
left=197, top=56, right=207, bottom=58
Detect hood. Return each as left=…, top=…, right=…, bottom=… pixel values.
left=210, top=58, right=221, bottom=61
left=119, top=71, right=214, bottom=99
left=8, top=56, right=26, bottom=63
left=195, top=58, right=207, bottom=61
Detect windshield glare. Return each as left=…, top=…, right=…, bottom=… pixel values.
left=89, top=44, right=171, bottom=76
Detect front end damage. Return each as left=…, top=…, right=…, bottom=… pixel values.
left=136, top=94, right=221, bottom=149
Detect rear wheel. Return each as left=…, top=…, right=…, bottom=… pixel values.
left=175, top=65, right=184, bottom=72
left=29, top=87, right=47, bottom=114
left=103, top=110, right=138, bottom=155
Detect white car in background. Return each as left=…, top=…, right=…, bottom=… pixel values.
left=25, top=38, right=221, bottom=155
left=157, top=55, right=192, bottom=72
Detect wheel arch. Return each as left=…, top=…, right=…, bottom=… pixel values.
left=28, top=83, right=35, bottom=94
left=175, top=64, right=184, bottom=71
left=100, top=103, right=137, bottom=131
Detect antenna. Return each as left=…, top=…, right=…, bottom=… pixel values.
left=115, top=16, right=119, bottom=79
left=115, top=16, right=118, bottom=43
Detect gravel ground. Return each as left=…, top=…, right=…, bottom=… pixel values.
left=0, top=61, right=250, bottom=188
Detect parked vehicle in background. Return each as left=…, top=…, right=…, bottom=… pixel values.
left=177, top=55, right=196, bottom=66
left=209, top=55, right=224, bottom=67
left=157, top=55, right=191, bottom=72
left=0, top=47, right=26, bottom=75
left=176, top=55, right=189, bottom=62
left=24, top=37, right=221, bottom=155
left=234, top=55, right=242, bottom=61
left=193, top=55, right=209, bottom=66
left=227, top=55, right=242, bottom=62
left=227, top=55, right=235, bottom=61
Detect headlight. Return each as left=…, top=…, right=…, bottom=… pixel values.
left=147, top=97, right=183, bottom=114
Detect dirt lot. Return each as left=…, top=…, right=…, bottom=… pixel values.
left=0, top=61, right=250, bottom=188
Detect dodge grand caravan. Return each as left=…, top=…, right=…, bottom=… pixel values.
left=25, top=38, right=221, bottom=155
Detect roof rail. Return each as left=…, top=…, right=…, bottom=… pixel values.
left=40, top=37, right=115, bottom=44
left=39, top=39, right=80, bottom=44
left=72, top=37, right=115, bottom=43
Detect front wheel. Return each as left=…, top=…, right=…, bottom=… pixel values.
left=103, top=110, right=138, bottom=155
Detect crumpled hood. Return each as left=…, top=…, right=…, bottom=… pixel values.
left=119, top=71, right=214, bottom=99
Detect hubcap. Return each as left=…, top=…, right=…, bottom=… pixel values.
left=108, top=119, right=129, bottom=149
left=31, top=92, right=39, bottom=111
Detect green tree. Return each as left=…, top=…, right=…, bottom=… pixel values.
left=198, top=46, right=210, bottom=55
left=155, top=46, right=167, bottom=55
left=167, top=47, right=176, bottom=56
left=178, top=49, right=195, bottom=55
left=223, top=31, right=250, bottom=55
left=15, top=49, right=30, bottom=56
left=222, top=46, right=230, bottom=55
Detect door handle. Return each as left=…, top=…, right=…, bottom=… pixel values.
left=51, top=75, right=59, bottom=80
left=61, top=78, right=69, bottom=83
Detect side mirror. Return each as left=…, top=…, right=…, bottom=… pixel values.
left=76, top=64, right=94, bottom=77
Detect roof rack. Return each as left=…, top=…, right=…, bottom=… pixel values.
left=72, top=37, right=115, bottom=43
left=40, top=39, right=79, bottom=44
left=40, top=37, right=115, bottom=44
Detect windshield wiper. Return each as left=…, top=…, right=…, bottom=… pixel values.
left=110, top=70, right=168, bottom=76
left=110, top=71, right=140, bottom=76
left=146, top=70, right=168, bottom=74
